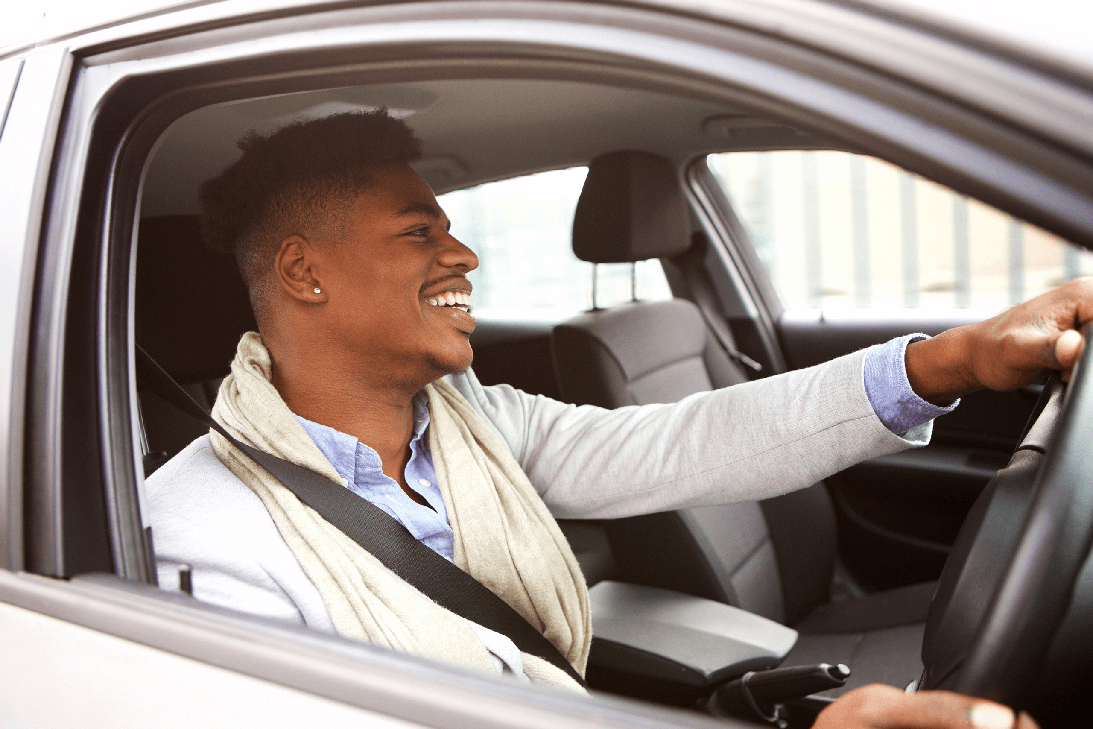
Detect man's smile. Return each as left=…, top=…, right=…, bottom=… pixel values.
left=426, top=291, right=472, bottom=312
left=423, top=288, right=476, bottom=334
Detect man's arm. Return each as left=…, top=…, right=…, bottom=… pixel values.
left=453, top=279, right=1093, bottom=518
left=460, top=348, right=922, bottom=518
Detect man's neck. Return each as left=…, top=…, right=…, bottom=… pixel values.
left=269, top=348, right=430, bottom=504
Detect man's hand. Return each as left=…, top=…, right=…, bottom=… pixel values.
left=815, top=685, right=1038, bottom=729
left=906, top=277, right=1093, bottom=405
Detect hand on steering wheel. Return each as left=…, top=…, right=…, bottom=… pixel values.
left=917, top=321, right=1093, bottom=723
left=814, top=685, right=1038, bottom=729
left=905, top=277, right=1093, bottom=405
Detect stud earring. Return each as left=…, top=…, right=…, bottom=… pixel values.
left=314, top=288, right=321, bottom=294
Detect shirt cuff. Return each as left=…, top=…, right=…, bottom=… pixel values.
left=863, top=334, right=959, bottom=435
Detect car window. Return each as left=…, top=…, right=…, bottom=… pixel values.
left=707, top=150, right=1093, bottom=310
left=437, top=167, right=672, bottom=317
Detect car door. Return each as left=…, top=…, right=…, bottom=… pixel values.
left=692, top=148, right=1089, bottom=590
left=0, top=39, right=444, bottom=729
left=5, top=0, right=1093, bottom=724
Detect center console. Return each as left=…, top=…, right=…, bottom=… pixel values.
left=587, top=581, right=798, bottom=706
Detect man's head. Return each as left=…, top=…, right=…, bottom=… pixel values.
left=199, top=109, right=423, bottom=311
left=200, top=110, right=479, bottom=395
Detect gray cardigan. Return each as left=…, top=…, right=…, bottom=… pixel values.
left=146, top=347, right=927, bottom=635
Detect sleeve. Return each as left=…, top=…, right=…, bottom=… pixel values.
left=456, top=349, right=933, bottom=520
left=863, top=334, right=959, bottom=435
left=144, top=437, right=337, bottom=633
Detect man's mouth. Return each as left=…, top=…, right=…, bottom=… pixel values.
left=426, top=291, right=473, bottom=313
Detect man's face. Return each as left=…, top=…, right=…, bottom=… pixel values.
left=312, top=162, right=479, bottom=386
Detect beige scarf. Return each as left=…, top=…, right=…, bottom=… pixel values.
left=209, top=333, right=589, bottom=689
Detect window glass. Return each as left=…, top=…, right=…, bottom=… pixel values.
left=437, top=167, right=672, bottom=317
left=707, top=151, right=1093, bottom=310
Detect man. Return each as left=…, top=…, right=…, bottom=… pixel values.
left=148, top=110, right=1068, bottom=727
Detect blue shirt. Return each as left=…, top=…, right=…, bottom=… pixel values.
left=297, top=335, right=954, bottom=561
left=295, top=393, right=526, bottom=677
left=295, top=392, right=455, bottom=561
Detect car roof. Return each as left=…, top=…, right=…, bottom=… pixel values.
left=4, top=0, right=1093, bottom=77
left=141, top=77, right=828, bottom=215
left=8, top=0, right=1093, bottom=243
left=876, top=0, right=1093, bottom=72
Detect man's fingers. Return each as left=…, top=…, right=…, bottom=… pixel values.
left=1046, top=277, right=1093, bottom=334
left=881, top=692, right=1014, bottom=729
left=814, top=685, right=1039, bottom=729
left=968, top=704, right=1040, bottom=729
left=1015, top=711, right=1039, bottom=729
left=1061, top=276, right=1093, bottom=329
left=1054, top=328, right=1084, bottom=370
left=968, top=702, right=1018, bottom=729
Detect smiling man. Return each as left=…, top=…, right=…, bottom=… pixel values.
left=146, top=110, right=1071, bottom=728
left=261, top=161, right=479, bottom=505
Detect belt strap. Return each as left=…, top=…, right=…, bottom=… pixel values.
left=136, top=345, right=584, bottom=686
left=673, top=232, right=762, bottom=376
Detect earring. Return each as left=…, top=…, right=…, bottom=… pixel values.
left=313, top=287, right=321, bottom=294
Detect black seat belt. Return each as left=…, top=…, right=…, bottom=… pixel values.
left=673, top=232, right=763, bottom=377
left=136, top=345, right=584, bottom=686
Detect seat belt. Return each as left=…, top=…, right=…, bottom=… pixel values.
left=672, top=232, right=762, bottom=376
left=135, top=345, right=585, bottom=686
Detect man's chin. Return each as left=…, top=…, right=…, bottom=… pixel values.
left=424, top=350, right=473, bottom=379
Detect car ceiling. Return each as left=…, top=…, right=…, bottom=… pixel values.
left=141, top=76, right=830, bottom=217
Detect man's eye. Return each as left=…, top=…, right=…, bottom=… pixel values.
left=408, top=227, right=429, bottom=237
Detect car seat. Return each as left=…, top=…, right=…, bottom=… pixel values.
left=135, top=215, right=257, bottom=470
left=551, top=150, right=934, bottom=695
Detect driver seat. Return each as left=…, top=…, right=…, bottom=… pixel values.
left=551, top=150, right=935, bottom=695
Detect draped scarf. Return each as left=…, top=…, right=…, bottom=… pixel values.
left=209, top=332, right=590, bottom=689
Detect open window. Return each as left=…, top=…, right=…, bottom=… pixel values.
left=707, top=150, right=1093, bottom=312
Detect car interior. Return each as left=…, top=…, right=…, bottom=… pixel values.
left=8, top=0, right=1086, bottom=718
left=2, top=2, right=1091, bottom=727
left=119, top=69, right=1067, bottom=725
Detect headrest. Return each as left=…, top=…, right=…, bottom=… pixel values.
left=572, top=151, right=691, bottom=263
left=136, top=215, right=258, bottom=384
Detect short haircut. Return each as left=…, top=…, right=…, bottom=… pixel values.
left=199, top=109, right=423, bottom=307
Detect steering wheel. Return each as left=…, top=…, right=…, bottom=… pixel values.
left=919, top=323, right=1093, bottom=721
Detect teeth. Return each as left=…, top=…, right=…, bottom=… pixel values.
left=426, top=292, right=473, bottom=309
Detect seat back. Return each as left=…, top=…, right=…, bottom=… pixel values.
left=136, top=215, right=256, bottom=466
left=552, top=151, right=837, bottom=624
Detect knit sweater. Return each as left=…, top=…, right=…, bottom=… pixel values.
left=147, top=347, right=928, bottom=634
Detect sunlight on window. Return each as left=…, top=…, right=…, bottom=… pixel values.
left=708, top=151, right=1092, bottom=311
left=439, top=167, right=672, bottom=317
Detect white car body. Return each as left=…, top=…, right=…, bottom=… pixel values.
left=2, top=1, right=1092, bottom=727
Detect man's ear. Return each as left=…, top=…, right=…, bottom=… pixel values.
left=275, top=234, right=327, bottom=304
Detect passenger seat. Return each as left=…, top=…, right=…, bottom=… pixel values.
left=551, top=151, right=934, bottom=695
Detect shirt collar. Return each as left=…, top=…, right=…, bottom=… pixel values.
left=410, top=389, right=431, bottom=438
left=294, top=390, right=432, bottom=485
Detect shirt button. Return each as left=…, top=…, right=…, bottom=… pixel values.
left=418, top=478, right=433, bottom=488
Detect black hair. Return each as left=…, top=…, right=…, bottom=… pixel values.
left=198, top=109, right=423, bottom=304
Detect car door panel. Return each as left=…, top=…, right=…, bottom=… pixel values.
left=0, top=601, right=407, bottom=729
left=776, top=310, right=1039, bottom=589
left=0, top=570, right=737, bottom=729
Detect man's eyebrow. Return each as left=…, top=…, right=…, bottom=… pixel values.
left=394, top=202, right=444, bottom=219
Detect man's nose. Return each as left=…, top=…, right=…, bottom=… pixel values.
left=437, top=233, right=479, bottom=272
